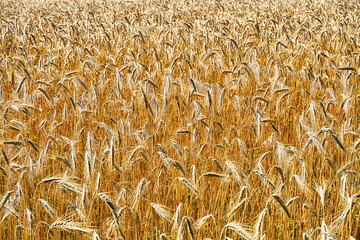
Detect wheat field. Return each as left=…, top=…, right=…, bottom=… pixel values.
left=0, top=0, right=359, bottom=239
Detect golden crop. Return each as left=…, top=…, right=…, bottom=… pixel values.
left=0, top=0, right=359, bottom=239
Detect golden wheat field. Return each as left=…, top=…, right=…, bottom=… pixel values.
left=0, top=0, right=360, bottom=239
